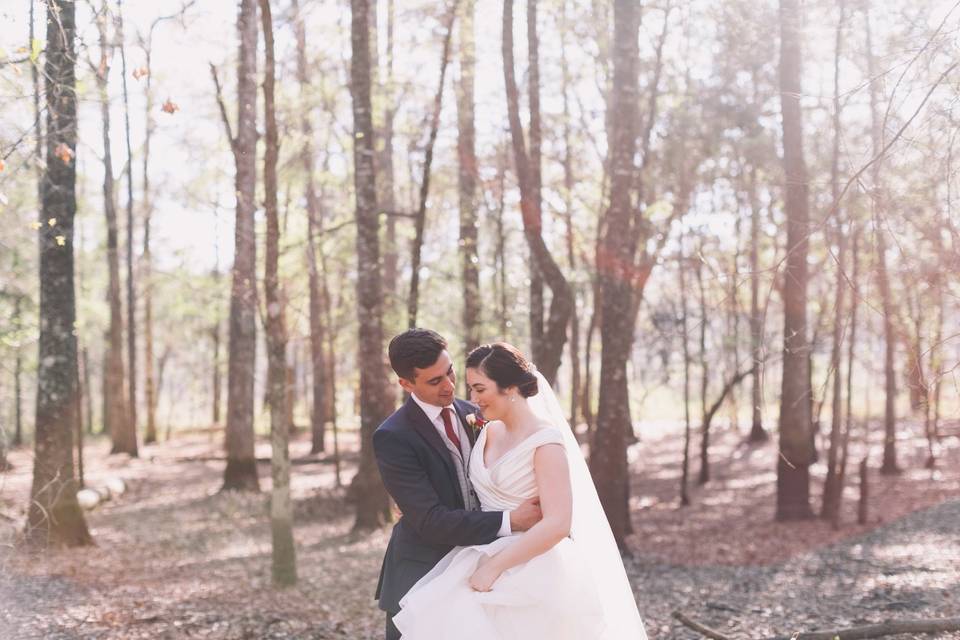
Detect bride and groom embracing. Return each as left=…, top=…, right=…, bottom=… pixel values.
left=373, top=328, right=648, bottom=639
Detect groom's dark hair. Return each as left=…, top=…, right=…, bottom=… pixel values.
left=388, top=328, right=448, bottom=381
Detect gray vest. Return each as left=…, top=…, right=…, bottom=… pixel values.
left=442, top=416, right=480, bottom=511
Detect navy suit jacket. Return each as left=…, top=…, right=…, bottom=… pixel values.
left=373, top=395, right=502, bottom=613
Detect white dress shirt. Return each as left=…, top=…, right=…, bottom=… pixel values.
left=411, top=393, right=511, bottom=536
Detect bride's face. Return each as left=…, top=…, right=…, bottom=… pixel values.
left=466, top=367, right=510, bottom=421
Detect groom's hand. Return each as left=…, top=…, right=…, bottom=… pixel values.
left=508, top=497, right=542, bottom=532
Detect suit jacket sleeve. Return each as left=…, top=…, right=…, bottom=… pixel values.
left=374, top=428, right=502, bottom=547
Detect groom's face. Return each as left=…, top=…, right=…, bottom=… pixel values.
left=399, top=349, right=457, bottom=407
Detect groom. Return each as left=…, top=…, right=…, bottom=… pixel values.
left=373, top=328, right=541, bottom=639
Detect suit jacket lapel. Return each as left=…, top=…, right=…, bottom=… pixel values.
left=404, top=397, right=459, bottom=480
left=453, top=400, right=478, bottom=447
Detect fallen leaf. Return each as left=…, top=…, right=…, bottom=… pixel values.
left=48, top=218, right=57, bottom=227
left=133, top=67, right=149, bottom=80
left=31, top=221, right=42, bottom=230
left=161, top=98, right=179, bottom=114
left=55, top=235, right=66, bottom=246
left=0, top=158, right=5, bottom=172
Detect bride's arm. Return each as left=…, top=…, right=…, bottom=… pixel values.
left=469, top=443, right=571, bottom=591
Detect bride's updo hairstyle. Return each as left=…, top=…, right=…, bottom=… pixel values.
left=465, top=342, right=539, bottom=398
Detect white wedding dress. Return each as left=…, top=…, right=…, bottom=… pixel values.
left=393, top=408, right=648, bottom=639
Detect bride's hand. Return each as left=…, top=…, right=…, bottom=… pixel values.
left=468, top=556, right=502, bottom=592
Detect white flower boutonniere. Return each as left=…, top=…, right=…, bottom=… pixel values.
left=465, top=412, right=488, bottom=433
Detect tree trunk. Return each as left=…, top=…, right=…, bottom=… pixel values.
left=495, top=147, right=509, bottom=337
left=141, top=34, right=157, bottom=445
left=23, top=0, right=38, bottom=448
left=526, top=0, right=544, bottom=362
left=94, top=0, right=134, bottom=457
left=457, top=0, right=481, bottom=352
left=776, top=0, right=814, bottom=521
left=293, top=0, right=328, bottom=455
left=679, top=240, right=692, bottom=507
left=834, top=222, right=861, bottom=530
left=406, top=0, right=459, bottom=328
left=727, top=217, right=742, bottom=433
left=821, top=1, right=847, bottom=523
left=502, top=0, right=573, bottom=385
left=27, top=0, right=93, bottom=547
left=222, top=0, right=260, bottom=492
left=13, top=297, right=24, bottom=446
left=696, top=249, right=710, bottom=485
left=260, top=0, right=297, bottom=586
left=864, top=6, right=900, bottom=476
left=212, top=232, right=222, bottom=428
left=589, top=0, right=640, bottom=549
left=0, top=371, right=9, bottom=469
left=380, top=0, right=399, bottom=309
left=117, top=0, right=139, bottom=454
left=559, top=0, right=580, bottom=427
left=351, top=0, right=392, bottom=529
left=747, top=167, right=767, bottom=442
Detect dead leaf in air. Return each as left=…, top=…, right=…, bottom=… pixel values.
left=161, top=98, right=179, bottom=114
left=54, top=143, right=74, bottom=164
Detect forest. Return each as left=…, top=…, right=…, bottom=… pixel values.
left=1, top=0, right=959, bottom=638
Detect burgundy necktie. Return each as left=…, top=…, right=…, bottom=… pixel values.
left=440, top=408, right=462, bottom=453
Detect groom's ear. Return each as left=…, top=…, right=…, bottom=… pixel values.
left=397, top=377, right=415, bottom=394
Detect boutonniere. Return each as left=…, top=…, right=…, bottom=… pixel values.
left=465, top=413, right=488, bottom=433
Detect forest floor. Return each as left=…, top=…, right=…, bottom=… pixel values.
left=1, top=417, right=958, bottom=639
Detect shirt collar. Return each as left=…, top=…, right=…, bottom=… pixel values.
left=411, top=392, right=453, bottom=423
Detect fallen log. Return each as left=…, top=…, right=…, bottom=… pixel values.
left=673, top=611, right=960, bottom=640
left=672, top=611, right=733, bottom=640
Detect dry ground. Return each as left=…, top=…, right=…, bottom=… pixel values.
left=1, top=418, right=958, bottom=639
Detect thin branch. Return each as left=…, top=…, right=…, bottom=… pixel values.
left=209, top=63, right=237, bottom=158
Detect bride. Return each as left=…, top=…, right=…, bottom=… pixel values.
left=392, top=342, right=647, bottom=640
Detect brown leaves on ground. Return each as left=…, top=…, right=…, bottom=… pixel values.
left=161, top=98, right=179, bottom=114
left=625, top=419, right=960, bottom=565
left=0, top=419, right=957, bottom=638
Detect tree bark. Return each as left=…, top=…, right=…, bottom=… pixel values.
left=696, top=249, right=712, bottom=485
left=140, top=25, right=159, bottom=445
left=835, top=222, right=861, bottom=530
left=589, top=0, right=640, bottom=549
left=26, top=0, right=93, bottom=547
left=117, top=0, right=139, bottom=454
left=679, top=240, right=692, bottom=506
left=457, top=0, right=480, bottom=352
left=351, top=0, right=392, bottom=529
left=559, top=0, right=580, bottom=427
left=526, top=0, right=544, bottom=360
left=502, top=0, right=573, bottom=385
left=822, top=1, right=847, bottom=523
left=94, top=0, right=134, bottom=457
left=13, top=296, right=24, bottom=446
left=776, top=0, right=814, bottom=520
left=260, top=0, right=297, bottom=586
left=406, top=0, right=459, bottom=328
left=495, top=146, right=509, bottom=337
left=222, top=0, right=260, bottom=492
left=865, top=6, right=900, bottom=476
left=747, top=167, right=767, bottom=442
left=379, top=0, right=399, bottom=308
left=293, top=0, right=329, bottom=455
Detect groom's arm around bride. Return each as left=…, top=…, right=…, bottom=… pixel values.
left=372, top=329, right=540, bottom=638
